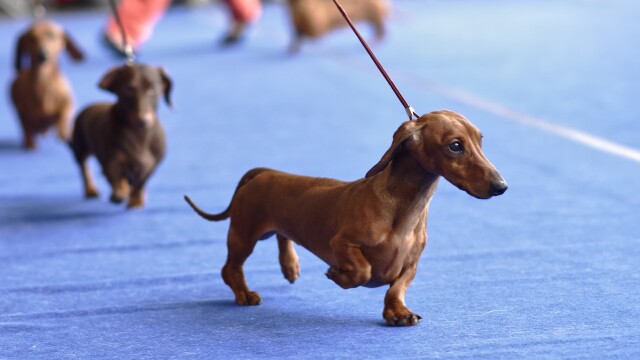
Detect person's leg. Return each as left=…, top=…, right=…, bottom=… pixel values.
left=222, top=0, right=262, bottom=44
left=105, top=0, right=172, bottom=52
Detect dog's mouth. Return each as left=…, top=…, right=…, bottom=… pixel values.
left=133, top=122, right=148, bottom=130
left=128, top=117, right=155, bottom=130
left=451, top=181, right=495, bottom=200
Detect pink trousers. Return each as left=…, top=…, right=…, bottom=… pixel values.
left=106, top=0, right=262, bottom=49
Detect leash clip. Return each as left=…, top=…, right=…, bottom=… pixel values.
left=333, top=0, right=420, bottom=123
left=405, top=106, right=419, bottom=120
left=109, top=0, right=136, bottom=66
left=123, top=45, right=136, bottom=66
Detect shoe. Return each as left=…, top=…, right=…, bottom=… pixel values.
left=220, top=33, right=244, bottom=46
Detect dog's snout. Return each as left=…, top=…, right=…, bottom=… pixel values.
left=142, top=111, right=154, bottom=123
left=490, top=178, right=508, bottom=196
left=134, top=110, right=155, bottom=128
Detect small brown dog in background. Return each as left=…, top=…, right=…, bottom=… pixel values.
left=10, top=20, right=84, bottom=149
left=286, top=0, right=389, bottom=52
left=185, top=110, right=507, bottom=326
left=69, top=64, right=172, bottom=209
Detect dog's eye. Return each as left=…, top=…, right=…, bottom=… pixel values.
left=448, top=141, right=463, bottom=153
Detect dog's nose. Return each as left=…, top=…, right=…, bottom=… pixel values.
left=490, top=178, right=508, bottom=196
left=135, top=111, right=155, bottom=128
left=141, top=111, right=154, bottom=123
left=36, top=49, right=48, bottom=63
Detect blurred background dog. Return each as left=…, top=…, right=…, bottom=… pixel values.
left=286, top=0, right=389, bottom=52
left=69, top=64, right=172, bottom=209
left=10, top=20, right=84, bottom=149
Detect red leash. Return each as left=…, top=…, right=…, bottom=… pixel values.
left=332, top=0, right=419, bottom=120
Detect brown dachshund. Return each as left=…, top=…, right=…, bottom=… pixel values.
left=286, top=0, right=389, bottom=52
left=184, top=110, right=508, bottom=326
left=10, top=20, right=84, bottom=149
left=70, top=64, right=172, bottom=209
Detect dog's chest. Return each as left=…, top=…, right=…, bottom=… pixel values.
left=364, top=231, right=426, bottom=287
left=120, top=148, right=154, bottom=180
left=116, top=133, right=163, bottom=181
left=17, top=77, right=67, bottom=116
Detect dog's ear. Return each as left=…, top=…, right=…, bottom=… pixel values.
left=14, top=33, right=28, bottom=71
left=98, top=66, right=122, bottom=93
left=158, top=67, right=173, bottom=108
left=365, top=120, right=424, bottom=178
left=64, top=32, right=84, bottom=62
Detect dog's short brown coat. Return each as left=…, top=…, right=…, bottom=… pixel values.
left=10, top=20, right=84, bottom=149
left=185, top=110, right=507, bottom=326
left=286, top=0, right=389, bottom=52
left=70, top=64, right=172, bottom=209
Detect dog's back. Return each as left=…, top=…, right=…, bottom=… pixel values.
left=288, top=0, right=389, bottom=38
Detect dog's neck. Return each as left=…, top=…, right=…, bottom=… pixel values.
left=110, top=103, right=157, bottom=138
left=24, top=62, right=60, bottom=100
left=375, top=149, right=439, bottom=232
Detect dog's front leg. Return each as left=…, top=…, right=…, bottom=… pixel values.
left=80, top=160, right=99, bottom=198
left=383, top=263, right=421, bottom=326
left=128, top=169, right=149, bottom=209
left=127, top=164, right=158, bottom=209
left=105, top=154, right=130, bottom=204
left=20, top=120, right=36, bottom=150
left=326, top=236, right=372, bottom=289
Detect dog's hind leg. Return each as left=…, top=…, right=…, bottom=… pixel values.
left=277, top=234, right=300, bottom=284
left=221, top=226, right=263, bottom=305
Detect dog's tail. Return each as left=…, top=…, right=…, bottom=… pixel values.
left=184, top=167, right=271, bottom=222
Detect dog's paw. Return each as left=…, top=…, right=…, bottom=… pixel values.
left=235, top=291, right=262, bottom=306
left=127, top=192, right=145, bottom=209
left=385, top=313, right=421, bottom=326
left=326, top=266, right=353, bottom=288
left=126, top=200, right=145, bottom=210
left=23, top=139, right=36, bottom=150
left=85, top=188, right=99, bottom=198
left=325, top=266, right=340, bottom=281
left=280, top=254, right=300, bottom=284
left=109, top=193, right=125, bottom=204
left=282, top=264, right=300, bottom=284
left=325, top=266, right=369, bottom=289
left=384, top=304, right=422, bottom=326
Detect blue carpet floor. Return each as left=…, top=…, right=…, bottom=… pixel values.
left=1, top=0, right=639, bottom=358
